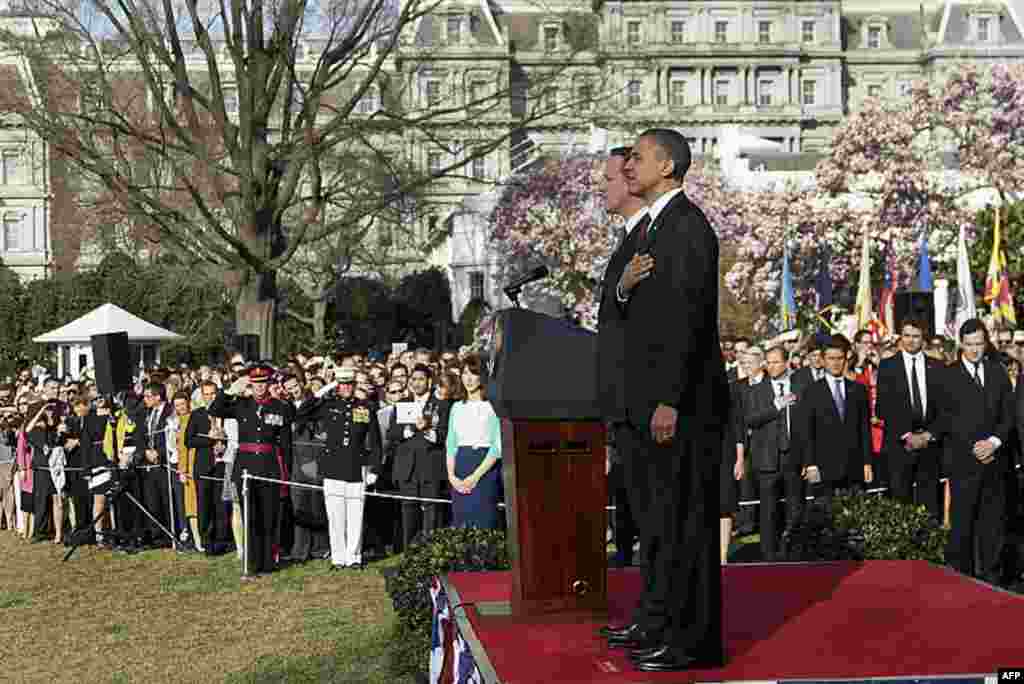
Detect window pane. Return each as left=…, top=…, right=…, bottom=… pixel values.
left=715, top=21, right=728, bottom=43
left=978, top=18, right=989, bottom=41
left=670, top=80, right=686, bottom=106
left=428, top=152, right=442, bottom=174
left=447, top=17, right=461, bottom=44
left=802, top=80, right=815, bottom=105
left=2, top=152, right=18, bottom=184
left=544, top=26, right=558, bottom=51
left=470, top=272, right=484, bottom=300
left=759, top=81, right=773, bottom=106
left=802, top=21, right=815, bottom=43
left=758, top=22, right=771, bottom=44
left=715, top=79, right=729, bottom=105
left=3, top=214, right=25, bottom=251
left=472, top=156, right=486, bottom=179
left=224, top=88, right=238, bottom=114
left=868, top=27, right=880, bottom=48
left=627, top=80, right=641, bottom=105
left=627, top=21, right=641, bottom=45
left=671, top=21, right=685, bottom=44
left=427, top=80, right=441, bottom=106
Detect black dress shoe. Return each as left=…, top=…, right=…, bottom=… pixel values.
left=607, top=625, right=658, bottom=649
left=629, top=644, right=666, bottom=662
left=632, top=646, right=706, bottom=672
left=598, top=623, right=637, bottom=639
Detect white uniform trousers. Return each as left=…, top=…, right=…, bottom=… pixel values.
left=324, top=477, right=365, bottom=567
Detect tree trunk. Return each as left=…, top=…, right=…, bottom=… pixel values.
left=312, top=298, right=328, bottom=346
left=234, top=269, right=277, bottom=360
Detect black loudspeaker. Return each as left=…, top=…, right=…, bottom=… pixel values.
left=486, top=309, right=600, bottom=420
left=230, top=334, right=261, bottom=361
left=893, top=291, right=935, bottom=336
left=91, top=332, right=133, bottom=396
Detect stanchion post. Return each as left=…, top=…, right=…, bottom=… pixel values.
left=241, top=468, right=250, bottom=578
left=166, top=463, right=178, bottom=551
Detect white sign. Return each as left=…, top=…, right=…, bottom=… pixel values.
left=395, top=401, right=423, bottom=425
left=391, top=343, right=409, bottom=355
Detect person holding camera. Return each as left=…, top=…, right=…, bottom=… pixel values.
left=25, top=399, right=62, bottom=543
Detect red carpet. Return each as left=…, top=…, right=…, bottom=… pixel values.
left=446, top=561, right=1024, bottom=682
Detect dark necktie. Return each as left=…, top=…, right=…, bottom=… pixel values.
left=973, top=362, right=983, bottom=388
left=635, top=214, right=652, bottom=246
left=832, top=379, right=845, bottom=420
left=910, top=356, right=924, bottom=423
left=776, top=382, right=790, bottom=451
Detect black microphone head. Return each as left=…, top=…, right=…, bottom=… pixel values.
left=533, top=265, right=549, bottom=278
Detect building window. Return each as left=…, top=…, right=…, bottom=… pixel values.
left=543, top=87, right=557, bottom=111
left=472, top=155, right=486, bottom=180
left=1, top=151, right=19, bottom=184
left=802, top=20, right=815, bottom=43
left=897, top=81, right=912, bottom=97
left=759, top=80, right=773, bottom=106
left=670, top=20, right=685, bottom=44
left=978, top=17, right=991, bottom=42
left=867, top=84, right=882, bottom=98
left=577, top=83, right=593, bottom=111
left=626, top=79, right=641, bottom=106
left=758, top=21, right=771, bottom=45
left=802, top=79, right=816, bottom=105
left=867, top=25, right=881, bottom=48
left=447, top=16, right=462, bottom=44
left=428, top=152, right=442, bottom=174
left=426, top=79, right=442, bottom=107
left=627, top=20, right=641, bottom=46
left=670, top=80, right=686, bottom=106
left=223, top=87, right=239, bottom=114
left=543, top=25, right=559, bottom=51
left=469, top=271, right=485, bottom=301
left=715, top=20, right=728, bottom=44
left=715, top=79, right=730, bottom=106
left=2, top=213, right=27, bottom=252
left=356, top=86, right=379, bottom=114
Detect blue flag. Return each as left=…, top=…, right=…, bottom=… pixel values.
left=780, top=246, right=797, bottom=328
left=815, top=247, right=833, bottom=309
left=918, top=230, right=934, bottom=291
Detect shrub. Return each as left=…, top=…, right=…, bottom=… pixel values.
left=384, top=527, right=510, bottom=676
left=781, top=494, right=948, bottom=564
left=831, top=494, right=948, bottom=563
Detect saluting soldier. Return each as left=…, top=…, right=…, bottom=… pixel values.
left=208, top=364, right=295, bottom=577
left=296, top=367, right=382, bottom=569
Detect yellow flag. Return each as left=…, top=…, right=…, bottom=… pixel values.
left=854, top=227, right=873, bottom=332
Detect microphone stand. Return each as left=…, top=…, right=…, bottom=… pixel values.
left=504, top=286, right=523, bottom=308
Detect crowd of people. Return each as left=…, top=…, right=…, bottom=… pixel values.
left=606, top=317, right=1024, bottom=584
left=0, top=347, right=503, bottom=577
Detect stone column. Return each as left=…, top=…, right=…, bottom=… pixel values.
left=743, top=66, right=750, bottom=104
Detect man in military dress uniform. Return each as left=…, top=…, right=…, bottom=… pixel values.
left=296, top=368, right=382, bottom=569
left=208, top=364, right=295, bottom=576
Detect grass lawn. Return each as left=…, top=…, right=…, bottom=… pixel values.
left=0, top=533, right=414, bottom=683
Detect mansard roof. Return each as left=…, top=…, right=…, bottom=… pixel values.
left=937, top=0, right=1024, bottom=46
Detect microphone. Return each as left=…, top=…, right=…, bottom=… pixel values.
left=503, top=265, right=549, bottom=298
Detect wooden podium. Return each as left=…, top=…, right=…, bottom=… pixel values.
left=487, top=309, right=607, bottom=617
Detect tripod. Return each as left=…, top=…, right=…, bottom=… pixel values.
left=63, top=468, right=177, bottom=562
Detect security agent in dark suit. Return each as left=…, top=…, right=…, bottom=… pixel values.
left=139, top=382, right=174, bottom=545
left=597, top=146, right=648, bottom=568
left=601, top=129, right=730, bottom=672
left=933, top=318, right=1014, bottom=582
left=800, top=335, right=874, bottom=502
left=875, top=317, right=944, bottom=520
left=745, top=346, right=812, bottom=560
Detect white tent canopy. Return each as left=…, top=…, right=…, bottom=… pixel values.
left=33, top=303, right=182, bottom=380
left=33, top=303, right=182, bottom=344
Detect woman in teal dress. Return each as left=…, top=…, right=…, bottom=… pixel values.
left=445, top=355, right=501, bottom=529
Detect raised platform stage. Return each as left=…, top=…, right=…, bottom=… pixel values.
left=435, top=561, right=1024, bottom=684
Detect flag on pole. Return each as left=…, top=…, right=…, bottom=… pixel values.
left=780, top=244, right=797, bottom=330
left=984, top=206, right=1017, bottom=326
left=953, top=224, right=977, bottom=336
left=854, top=226, right=874, bottom=333
left=878, top=242, right=897, bottom=338
left=918, top=229, right=934, bottom=291
left=815, top=247, right=833, bottom=310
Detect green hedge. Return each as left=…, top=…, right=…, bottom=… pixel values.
left=384, top=527, right=509, bottom=676
left=782, top=494, right=948, bottom=563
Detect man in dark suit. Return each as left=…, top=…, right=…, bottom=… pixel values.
left=791, top=341, right=826, bottom=385
left=602, top=129, right=730, bottom=672
left=801, top=335, right=874, bottom=502
left=140, top=381, right=174, bottom=547
left=745, top=346, right=812, bottom=559
left=185, top=380, right=230, bottom=553
left=876, top=317, right=944, bottom=520
left=597, top=146, right=648, bottom=568
left=387, top=364, right=446, bottom=551
left=934, top=318, right=1014, bottom=582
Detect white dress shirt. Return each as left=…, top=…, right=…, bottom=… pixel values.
left=901, top=350, right=928, bottom=414
left=962, top=359, right=1001, bottom=449
left=615, top=188, right=685, bottom=302
left=623, top=208, right=649, bottom=236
